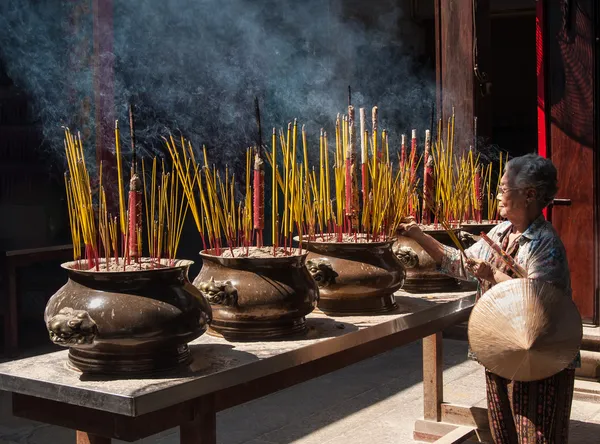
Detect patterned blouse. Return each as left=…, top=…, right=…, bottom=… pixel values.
left=438, top=215, right=580, bottom=369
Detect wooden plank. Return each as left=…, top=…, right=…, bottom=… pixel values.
left=414, top=419, right=458, bottom=443
left=433, top=426, right=475, bottom=444
left=13, top=394, right=196, bottom=442
left=416, top=405, right=492, bottom=443
left=4, top=244, right=73, bottom=257
left=440, top=403, right=489, bottom=430
left=215, top=306, right=471, bottom=412
left=423, top=333, right=443, bottom=421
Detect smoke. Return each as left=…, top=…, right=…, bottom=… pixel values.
left=0, top=0, right=435, bottom=172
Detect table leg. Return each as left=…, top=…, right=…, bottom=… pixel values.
left=423, top=332, right=443, bottom=421
left=180, top=394, right=216, bottom=444
left=76, top=431, right=111, bottom=444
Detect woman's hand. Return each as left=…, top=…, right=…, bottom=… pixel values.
left=466, top=258, right=495, bottom=282
left=397, top=216, right=422, bottom=238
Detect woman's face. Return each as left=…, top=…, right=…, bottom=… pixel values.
left=497, top=172, right=529, bottom=221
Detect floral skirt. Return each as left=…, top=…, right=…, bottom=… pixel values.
left=485, top=368, right=575, bottom=443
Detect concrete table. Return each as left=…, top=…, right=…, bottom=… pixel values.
left=0, top=292, right=475, bottom=443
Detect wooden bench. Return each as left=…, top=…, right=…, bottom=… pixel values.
left=0, top=244, right=73, bottom=356
left=0, top=293, right=475, bottom=443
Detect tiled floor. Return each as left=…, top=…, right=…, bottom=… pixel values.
left=1, top=339, right=599, bottom=443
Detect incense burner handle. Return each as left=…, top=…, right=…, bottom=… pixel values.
left=457, top=231, right=477, bottom=248
left=306, top=258, right=338, bottom=288
left=197, top=277, right=239, bottom=306
left=46, top=308, right=98, bottom=346
left=393, top=245, right=419, bottom=269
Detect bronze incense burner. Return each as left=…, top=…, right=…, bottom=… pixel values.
left=393, top=229, right=462, bottom=293
left=44, top=259, right=211, bottom=375
left=302, top=238, right=404, bottom=315
left=194, top=249, right=318, bottom=340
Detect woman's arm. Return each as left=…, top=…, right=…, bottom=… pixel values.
left=404, top=229, right=446, bottom=264
left=399, top=220, right=478, bottom=281
left=399, top=220, right=510, bottom=284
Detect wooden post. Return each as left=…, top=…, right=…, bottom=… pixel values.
left=180, top=394, right=217, bottom=444
left=76, top=431, right=111, bottom=444
left=435, top=0, right=491, bottom=151
left=423, top=333, right=444, bottom=421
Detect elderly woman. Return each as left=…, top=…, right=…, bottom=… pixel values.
left=400, top=154, right=579, bottom=443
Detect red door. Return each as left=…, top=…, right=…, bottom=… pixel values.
left=537, top=0, right=597, bottom=324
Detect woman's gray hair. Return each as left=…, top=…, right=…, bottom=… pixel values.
left=505, top=154, right=558, bottom=208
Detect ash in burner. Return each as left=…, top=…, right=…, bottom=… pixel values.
left=205, top=246, right=304, bottom=258
left=63, top=257, right=187, bottom=272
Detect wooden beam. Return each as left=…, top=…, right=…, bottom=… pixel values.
left=441, top=403, right=489, bottom=430
left=423, top=333, right=444, bottom=421
left=415, top=404, right=491, bottom=443
left=13, top=393, right=196, bottom=442
left=433, top=426, right=475, bottom=444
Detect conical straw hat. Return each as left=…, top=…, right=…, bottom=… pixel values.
left=468, top=278, right=582, bottom=382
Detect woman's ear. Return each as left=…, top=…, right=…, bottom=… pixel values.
left=526, top=188, right=537, bottom=202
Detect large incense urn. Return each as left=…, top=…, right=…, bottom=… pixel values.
left=194, top=248, right=319, bottom=340
left=44, top=259, right=211, bottom=375
left=393, top=229, right=462, bottom=293
left=301, top=237, right=404, bottom=315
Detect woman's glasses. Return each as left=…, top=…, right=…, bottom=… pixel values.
left=497, top=186, right=521, bottom=196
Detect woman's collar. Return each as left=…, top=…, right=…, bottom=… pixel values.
left=501, top=214, right=546, bottom=241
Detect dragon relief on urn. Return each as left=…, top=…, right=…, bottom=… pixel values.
left=198, top=277, right=239, bottom=306
left=47, top=307, right=98, bottom=346
left=393, top=244, right=419, bottom=269
left=306, top=258, right=338, bottom=289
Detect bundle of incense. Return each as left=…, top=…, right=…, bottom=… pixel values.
left=474, top=165, right=482, bottom=222
left=253, top=151, right=265, bottom=246
left=479, top=232, right=527, bottom=278
left=419, top=189, right=465, bottom=254
left=345, top=105, right=359, bottom=230
left=64, top=128, right=97, bottom=269
left=421, top=130, right=433, bottom=224
left=359, top=108, right=368, bottom=208
left=253, top=98, right=265, bottom=247
left=128, top=102, right=142, bottom=262
left=345, top=106, right=354, bottom=219
left=409, top=130, right=417, bottom=217
left=64, top=125, right=188, bottom=271
left=271, top=128, right=278, bottom=249
left=114, top=121, right=127, bottom=253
